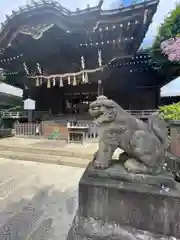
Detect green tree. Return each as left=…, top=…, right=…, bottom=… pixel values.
left=150, top=4, right=180, bottom=79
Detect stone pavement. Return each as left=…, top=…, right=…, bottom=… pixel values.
left=0, top=157, right=84, bottom=240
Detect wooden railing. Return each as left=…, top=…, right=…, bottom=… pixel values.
left=1, top=109, right=157, bottom=119
left=1, top=111, right=28, bottom=119
left=1, top=111, right=49, bottom=119
left=13, top=109, right=157, bottom=141
left=126, top=110, right=157, bottom=118
left=67, top=122, right=99, bottom=142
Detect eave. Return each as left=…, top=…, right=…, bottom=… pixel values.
left=0, top=92, right=22, bottom=107
left=0, top=0, right=159, bottom=49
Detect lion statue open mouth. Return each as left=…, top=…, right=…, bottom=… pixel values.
left=89, top=96, right=169, bottom=175
left=89, top=96, right=118, bottom=124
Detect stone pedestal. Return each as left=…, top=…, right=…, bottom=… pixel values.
left=170, top=120, right=180, bottom=158
left=67, top=162, right=180, bottom=240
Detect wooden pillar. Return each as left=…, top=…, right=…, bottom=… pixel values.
left=98, top=80, right=103, bottom=96
left=28, top=110, right=33, bottom=123
left=156, top=87, right=161, bottom=109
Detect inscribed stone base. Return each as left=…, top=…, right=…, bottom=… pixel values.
left=67, top=162, right=180, bottom=240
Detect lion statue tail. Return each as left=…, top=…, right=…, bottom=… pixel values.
left=148, top=115, right=169, bottom=150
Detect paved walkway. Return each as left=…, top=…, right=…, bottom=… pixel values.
left=0, top=137, right=98, bottom=150
left=0, top=157, right=84, bottom=240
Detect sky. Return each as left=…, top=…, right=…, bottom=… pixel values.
left=161, top=77, right=180, bottom=97
left=0, top=0, right=178, bottom=96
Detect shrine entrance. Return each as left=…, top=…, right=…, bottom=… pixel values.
left=65, top=92, right=97, bottom=115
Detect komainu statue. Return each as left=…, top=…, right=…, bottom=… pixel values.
left=89, top=96, right=169, bottom=175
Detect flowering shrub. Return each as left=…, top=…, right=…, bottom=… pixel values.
left=159, top=102, right=180, bottom=120
left=151, top=4, right=180, bottom=74
left=161, top=37, right=180, bottom=62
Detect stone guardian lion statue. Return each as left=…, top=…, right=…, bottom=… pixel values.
left=89, top=96, right=169, bottom=175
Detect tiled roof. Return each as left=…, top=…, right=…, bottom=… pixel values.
left=0, top=83, right=22, bottom=97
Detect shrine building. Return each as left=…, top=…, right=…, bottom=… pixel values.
left=0, top=0, right=168, bottom=138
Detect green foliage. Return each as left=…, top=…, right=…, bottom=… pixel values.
left=150, top=4, right=180, bottom=76
left=159, top=102, right=180, bottom=120
left=48, top=128, right=61, bottom=139
left=153, top=4, right=180, bottom=51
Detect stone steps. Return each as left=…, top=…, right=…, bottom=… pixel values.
left=0, top=145, right=94, bottom=160
left=0, top=150, right=90, bottom=168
